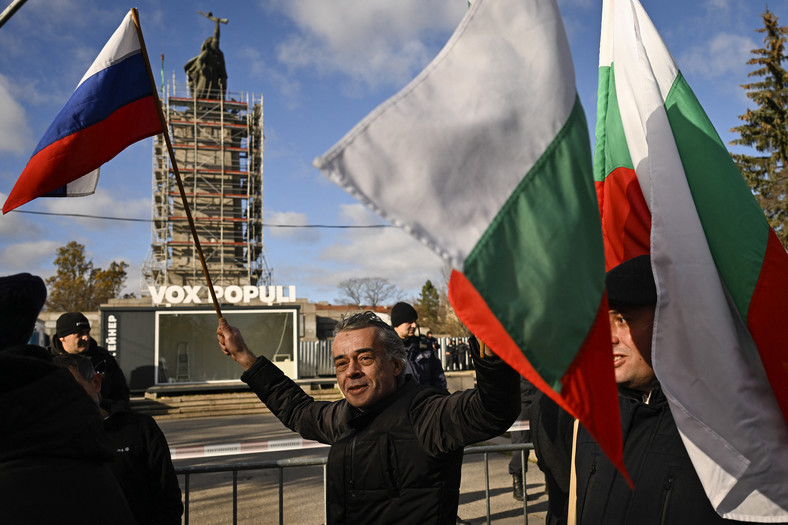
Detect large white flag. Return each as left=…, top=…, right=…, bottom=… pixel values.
left=597, top=0, right=788, bottom=520
left=315, top=0, right=628, bottom=478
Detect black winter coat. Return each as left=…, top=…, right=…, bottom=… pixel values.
left=403, top=334, right=447, bottom=389
left=242, top=342, right=519, bottom=525
left=533, top=385, right=748, bottom=525
left=0, top=347, right=135, bottom=524
left=103, top=410, right=183, bottom=525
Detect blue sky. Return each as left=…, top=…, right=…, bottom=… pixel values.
left=0, top=0, right=782, bottom=303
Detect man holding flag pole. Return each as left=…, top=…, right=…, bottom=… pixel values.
left=312, top=0, right=788, bottom=521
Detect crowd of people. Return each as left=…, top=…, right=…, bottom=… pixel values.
left=0, top=273, right=182, bottom=524
left=0, top=255, right=755, bottom=524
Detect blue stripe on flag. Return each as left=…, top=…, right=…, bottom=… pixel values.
left=32, top=52, right=152, bottom=156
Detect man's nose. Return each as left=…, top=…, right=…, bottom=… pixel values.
left=609, top=320, right=620, bottom=345
left=346, top=358, right=362, bottom=377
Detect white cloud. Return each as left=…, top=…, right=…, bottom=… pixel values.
left=40, top=188, right=150, bottom=231
left=0, top=192, right=43, bottom=240
left=0, top=75, right=34, bottom=155
left=337, top=202, right=386, bottom=225
left=0, top=239, right=61, bottom=276
left=317, top=203, right=444, bottom=294
left=266, top=210, right=320, bottom=242
left=266, top=203, right=445, bottom=302
left=268, top=0, right=466, bottom=92
left=679, top=33, right=756, bottom=79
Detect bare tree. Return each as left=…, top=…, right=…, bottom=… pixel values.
left=337, top=277, right=401, bottom=308
left=363, top=278, right=399, bottom=308
left=337, top=278, right=366, bottom=306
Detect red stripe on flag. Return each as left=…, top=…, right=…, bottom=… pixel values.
left=596, top=166, right=651, bottom=270
left=747, top=229, right=788, bottom=421
left=3, top=96, right=161, bottom=213
left=448, top=269, right=629, bottom=484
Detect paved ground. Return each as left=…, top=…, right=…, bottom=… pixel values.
left=159, top=413, right=548, bottom=524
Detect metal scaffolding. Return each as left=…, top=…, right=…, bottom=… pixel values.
left=143, top=81, right=271, bottom=289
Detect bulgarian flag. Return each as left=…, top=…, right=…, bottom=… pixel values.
left=596, top=0, right=788, bottom=520
left=314, top=0, right=627, bottom=477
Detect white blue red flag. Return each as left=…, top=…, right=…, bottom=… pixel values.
left=2, top=10, right=162, bottom=214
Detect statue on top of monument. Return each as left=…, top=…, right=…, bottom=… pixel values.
left=184, top=11, right=228, bottom=100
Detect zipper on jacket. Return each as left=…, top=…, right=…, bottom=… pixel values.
left=348, top=435, right=356, bottom=491
left=578, top=461, right=596, bottom=521
left=659, top=475, right=674, bottom=525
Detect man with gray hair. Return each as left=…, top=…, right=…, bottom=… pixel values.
left=217, top=311, right=519, bottom=525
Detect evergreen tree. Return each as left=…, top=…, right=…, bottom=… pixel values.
left=46, top=241, right=129, bottom=311
left=730, top=8, right=788, bottom=246
left=417, top=280, right=441, bottom=329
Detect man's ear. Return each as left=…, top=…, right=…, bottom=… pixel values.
left=92, top=372, right=102, bottom=394
left=392, top=358, right=403, bottom=376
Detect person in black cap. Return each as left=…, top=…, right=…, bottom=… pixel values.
left=531, top=255, right=747, bottom=524
left=51, top=311, right=130, bottom=413
left=0, top=273, right=136, bottom=524
left=390, top=301, right=447, bottom=390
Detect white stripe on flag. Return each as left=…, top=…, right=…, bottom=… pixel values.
left=79, top=11, right=142, bottom=87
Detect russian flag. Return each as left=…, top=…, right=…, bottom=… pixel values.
left=2, top=10, right=162, bottom=214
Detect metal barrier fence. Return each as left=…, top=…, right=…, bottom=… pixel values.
left=298, top=336, right=474, bottom=378
left=298, top=339, right=335, bottom=377
left=175, top=442, right=534, bottom=525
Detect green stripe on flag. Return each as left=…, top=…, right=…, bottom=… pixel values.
left=664, top=72, right=770, bottom=322
left=464, top=97, right=605, bottom=390
left=594, top=65, right=634, bottom=182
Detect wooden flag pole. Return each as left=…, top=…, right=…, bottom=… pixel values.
left=130, top=8, right=223, bottom=320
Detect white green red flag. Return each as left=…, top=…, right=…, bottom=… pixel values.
left=314, top=0, right=628, bottom=478
left=596, top=0, right=788, bottom=520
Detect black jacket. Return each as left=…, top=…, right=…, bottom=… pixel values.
left=52, top=337, right=130, bottom=412
left=242, top=338, right=519, bottom=525
left=533, top=385, right=747, bottom=525
left=103, top=410, right=183, bottom=525
left=0, top=347, right=135, bottom=524
left=403, top=334, right=447, bottom=389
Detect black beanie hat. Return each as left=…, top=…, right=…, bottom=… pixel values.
left=605, top=254, right=657, bottom=307
left=0, top=273, right=47, bottom=347
left=390, top=302, right=418, bottom=327
left=56, top=312, right=91, bottom=338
